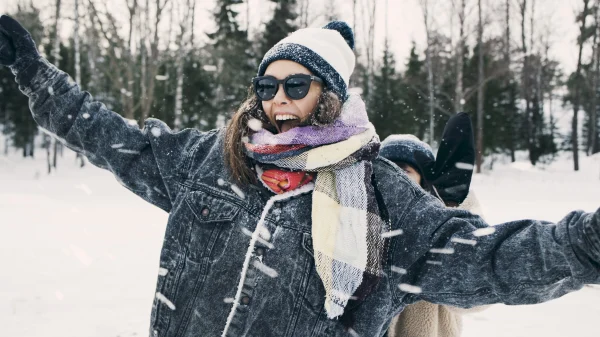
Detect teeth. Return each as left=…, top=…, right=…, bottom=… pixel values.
left=275, top=114, right=299, bottom=121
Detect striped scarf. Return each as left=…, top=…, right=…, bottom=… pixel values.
left=244, top=94, right=388, bottom=318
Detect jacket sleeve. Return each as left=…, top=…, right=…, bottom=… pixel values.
left=391, top=191, right=600, bottom=309
left=15, top=58, right=210, bottom=212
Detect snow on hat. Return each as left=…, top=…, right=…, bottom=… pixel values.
left=379, top=134, right=435, bottom=173
left=257, top=21, right=356, bottom=101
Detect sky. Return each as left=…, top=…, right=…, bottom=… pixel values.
left=0, top=0, right=583, bottom=74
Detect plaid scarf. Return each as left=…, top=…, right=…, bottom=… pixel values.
left=244, top=94, right=388, bottom=318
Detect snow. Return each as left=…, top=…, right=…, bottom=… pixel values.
left=399, top=283, right=423, bottom=294
left=451, top=237, right=477, bottom=246
left=1, top=147, right=600, bottom=336
left=472, top=227, right=496, bottom=237
left=381, top=228, right=404, bottom=238
left=429, top=248, right=455, bottom=254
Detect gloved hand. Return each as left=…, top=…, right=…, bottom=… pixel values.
left=414, top=112, right=475, bottom=205
left=0, top=15, right=41, bottom=74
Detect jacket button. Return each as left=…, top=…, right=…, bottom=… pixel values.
left=241, top=296, right=251, bottom=305
left=255, top=247, right=265, bottom=256
left=201, top=207, right=210, bottom=217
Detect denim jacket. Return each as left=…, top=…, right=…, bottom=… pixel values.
left=14, top=59, right=600, bottom=337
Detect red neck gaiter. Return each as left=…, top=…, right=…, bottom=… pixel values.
left=260, top=169, right=314, bottom=194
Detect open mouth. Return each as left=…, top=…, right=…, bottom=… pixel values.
left=275, top=114, right=301, bottom=133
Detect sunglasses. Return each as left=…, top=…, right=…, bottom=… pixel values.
left=252, top=74, right=324, bottom=101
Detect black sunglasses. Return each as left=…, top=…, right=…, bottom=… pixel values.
left=252, top=74, right=324, bottom=101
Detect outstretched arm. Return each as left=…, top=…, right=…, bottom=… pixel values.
left=390, top=190, right=600, bottom=309
left=0, top=15, right=207, bottom=212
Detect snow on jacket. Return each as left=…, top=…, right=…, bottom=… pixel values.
left=388, top=192, right=489, bottom=337
left=14, top=58, right=600, bottom=337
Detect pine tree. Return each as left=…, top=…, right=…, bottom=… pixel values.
left=261, top=0, right=298, bottom=57
left=402, top=43, right=429, bottom=140
left=0, top=6, right=44, bottom=157
left=208, top=0, right=256, bottom=120
left=368, top=40, right=405, bottom=139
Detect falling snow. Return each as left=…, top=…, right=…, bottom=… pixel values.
left=47, top=86, right=54, bottom=95
left=253, top=261, right=279, bottom=278
left=117, top=149, right=141, bottom=155
left=451, top=237, right=477, bottom=246
left=230, top=184, right=245, bottom=199
left=429, top=248, right=455, bottom=254
left=391, top=266, right=407, bottom=274
left=241, top=227, right=275, bottom=249
left=381, top=229, right=404, bottom=238
left=426, top=260, right=443, bottom=266
left=155, top=292, right=176, bottom=310
left=223, top=297, right=234, bottom=303
left=82, top=113, right=90, bottom=119
left=74, top=183, right=93, bottom=195
left=473, top=227, right=496, bottom=237
left=456, top=162, right=475, bottom=170
left=217, top=178, right=226, bottom=186
left=398, top=283, right=422, bottom=294
left=111, top=143, right=124, bottom=149
left=158, top=267, right=168, bottom=276
left=150, top=127, right=162, bottom=137
left=55, top=290, right=64, bottom=300
left=69, top=244, right=93, bottom=266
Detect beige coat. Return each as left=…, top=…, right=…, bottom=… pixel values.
left=388, top=192, right=488, bottom=337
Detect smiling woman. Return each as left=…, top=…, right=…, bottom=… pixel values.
left=2, top=13, right=600, bottom=337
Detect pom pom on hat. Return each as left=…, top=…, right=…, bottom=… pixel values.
left=323, top=21, right=355, bottom=50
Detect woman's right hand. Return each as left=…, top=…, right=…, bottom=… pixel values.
left=0, top=15, right=41, bottom=74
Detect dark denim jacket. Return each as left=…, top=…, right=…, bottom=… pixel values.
left=15, top=59, right=600, bottom=337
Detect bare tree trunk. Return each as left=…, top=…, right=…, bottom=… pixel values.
left=476, top=0, right=484, bottom=173
left=588, top=4, right=599, bottom=156
left=50, top=0, right=63, bottom=172
left=52, top=0, right=62, bottom=64
left=573, top=0, right=591, bottom=171
left=360, top=0, right=377, bottom=103
left=454, top=0, right=466, bottom=113
left=593, top=5, right=600, bottom=154
left=74, top=0, right=85, bottom=167
left=420, top=0, right=436, bottom=145
left=519, top=0, right=533, bottom=164
left=506, top=0, right=516, bottom=162
left=174, top=0, right=192, bottom=130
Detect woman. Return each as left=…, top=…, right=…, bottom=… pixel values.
left=1, top=16, right=600, bottom=337
left=379, top=115, right=486, bottom=337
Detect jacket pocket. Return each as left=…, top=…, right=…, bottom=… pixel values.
left=184, top=190, right=240, bottom=263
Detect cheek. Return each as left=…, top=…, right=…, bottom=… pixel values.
left=298, top=94, right=320, bottom=117
left=261, top=101, right=270, bottom=114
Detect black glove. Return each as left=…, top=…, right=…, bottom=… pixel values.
left=0, top=15, right=41, bottom=75
left=414, top=112, right=475, bottom=205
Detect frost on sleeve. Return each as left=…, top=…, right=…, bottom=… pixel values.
left=18, top=58, right=208, bottom=212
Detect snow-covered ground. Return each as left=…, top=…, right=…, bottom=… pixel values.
left=1, top=147, right=600, bottom=337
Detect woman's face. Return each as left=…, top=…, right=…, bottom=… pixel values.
left=261, top=60, right=323, bottom=133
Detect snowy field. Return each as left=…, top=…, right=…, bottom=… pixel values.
left=1, top=146, right=600, bottom=337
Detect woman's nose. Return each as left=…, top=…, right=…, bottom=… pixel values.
left=273, top=83, right=290, bottom=105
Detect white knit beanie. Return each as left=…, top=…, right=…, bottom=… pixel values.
left=257, top=21, right=356, bottom=101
